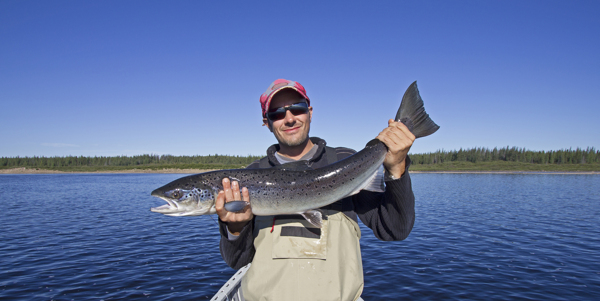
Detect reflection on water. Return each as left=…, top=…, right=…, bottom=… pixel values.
left=0, top=173, right=599, bottom=300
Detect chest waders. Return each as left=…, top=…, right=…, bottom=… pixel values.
left=242, top=211, right=363, bottom=301
left=242, top=147, right=364, bottom=301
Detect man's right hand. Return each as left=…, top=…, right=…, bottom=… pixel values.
left=215, top=178, right=253, bottom=235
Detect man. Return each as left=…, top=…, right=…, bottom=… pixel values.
left=215, top=79, right=416, bottom=301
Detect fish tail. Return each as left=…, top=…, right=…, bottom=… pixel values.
left=395, top=81, right=440, bottom=138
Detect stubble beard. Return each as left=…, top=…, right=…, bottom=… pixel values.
left=274, top=123, right=310, bottom=148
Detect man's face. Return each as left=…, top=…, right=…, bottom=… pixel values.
left=265, top=89, right=313, bottom=148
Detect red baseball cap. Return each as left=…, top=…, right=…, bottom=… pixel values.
left=260, top=79, right=310, bottom=118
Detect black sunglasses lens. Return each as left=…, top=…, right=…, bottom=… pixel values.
left=267, top=103, right=308, bottom=120
left=288, top=106, right=308, bottom=115
left=267, top=111, right=286, bottom=120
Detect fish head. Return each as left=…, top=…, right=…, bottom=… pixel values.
left=150, top=180, right=217, bottom=216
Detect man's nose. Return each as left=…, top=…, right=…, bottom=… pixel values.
left=283, top=110, right=296, bottom=123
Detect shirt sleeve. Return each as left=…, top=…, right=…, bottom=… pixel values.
left=218, top=218, right=256, bottom=269
left=217, top=160, right=260, bottom=269
left=352, top=156, right=416, bottom=241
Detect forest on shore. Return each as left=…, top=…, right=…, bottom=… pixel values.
left=0, top=154, right=262, bottom=172
left=409, top=146, right=599, bottom=171
left=1, top=146, right=599, bottom=172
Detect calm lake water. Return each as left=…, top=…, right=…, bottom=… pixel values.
left=1, top=173, right=599, bottom=300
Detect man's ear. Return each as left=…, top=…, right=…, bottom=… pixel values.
left=263, top=118, right=273, bottom=132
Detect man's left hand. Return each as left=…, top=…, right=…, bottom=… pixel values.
left=376, top=119, right=416, bottom=179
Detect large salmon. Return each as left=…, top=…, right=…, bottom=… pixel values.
left=150, top=81, right=439, bottom=227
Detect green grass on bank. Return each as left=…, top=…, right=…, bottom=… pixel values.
left=410, top=161, right=600, bottom=172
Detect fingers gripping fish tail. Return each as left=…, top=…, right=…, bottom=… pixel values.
left=396, top=81, right=440, bottom=138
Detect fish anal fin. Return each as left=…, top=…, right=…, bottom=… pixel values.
left=299, top=209, right=323, bottom=228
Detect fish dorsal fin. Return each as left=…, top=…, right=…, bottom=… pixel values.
left=275, top=160, right=313, bottom=171
left=299, top=209, right=323, bottom=228
left=396, top=81, right=440, bottom=138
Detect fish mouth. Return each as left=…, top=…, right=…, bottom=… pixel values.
left=149, top=188, right=213, bottom=216
left=150, top=188, right=164, bottom=198
left=150, top=200, right=180, bottom=212
left=150, top=189, right=180, bottom=212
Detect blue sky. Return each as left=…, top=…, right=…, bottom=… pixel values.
left=1, top=0, right=599, bottom=157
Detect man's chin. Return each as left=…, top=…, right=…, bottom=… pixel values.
left=277, top=134, right=309, bottom=148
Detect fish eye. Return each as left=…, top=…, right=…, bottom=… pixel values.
left=172, top=190, right=181, bottom=198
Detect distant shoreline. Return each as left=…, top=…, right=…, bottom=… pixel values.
left=1, top=167, right=598, bottom=175
left=0, top=167, right=214, bottom=174
left=411, top=171, right=599, bottom=175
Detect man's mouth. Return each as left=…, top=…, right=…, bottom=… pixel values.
left=284, top=126, right=301, bottom=133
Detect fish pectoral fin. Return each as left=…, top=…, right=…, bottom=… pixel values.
left=224, top=201, right=250, bottom=212
left=347, top=167, right=382, bottom=196
left=300, top=209, right=323, bottom=228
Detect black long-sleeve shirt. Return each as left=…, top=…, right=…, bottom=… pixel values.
left=219, top=137, right=415, bottom=269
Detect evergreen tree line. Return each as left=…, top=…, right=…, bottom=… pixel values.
left=410, top=147, right=599, bottom=165
left=2, top=147, right=598, bottom=169
left=0, top=154, right=263, bottom=168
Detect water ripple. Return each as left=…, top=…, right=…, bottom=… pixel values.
left=1, top=173, right=599, bottom=300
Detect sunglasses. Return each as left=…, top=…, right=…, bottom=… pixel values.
left=266, top=102, right=309, bottom=121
